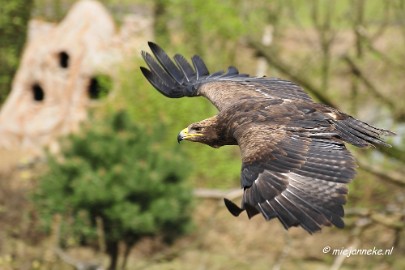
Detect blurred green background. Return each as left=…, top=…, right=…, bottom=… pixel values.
left=0, top=0, right=404, bottom=269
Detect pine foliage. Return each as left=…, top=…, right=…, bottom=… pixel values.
left=34, top=111, right=193, bottom=267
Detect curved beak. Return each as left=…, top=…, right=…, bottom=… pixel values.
left=177, top=127, right=188, bottom=143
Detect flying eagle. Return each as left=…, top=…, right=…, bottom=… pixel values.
left=140, top=42, right=394, bottom=233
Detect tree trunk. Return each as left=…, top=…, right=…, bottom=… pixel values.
left=121, top=242, right=134, bottom=270
left=153, top=0, right=169, bottom=45
left=107, top=241, right=119, bottom=270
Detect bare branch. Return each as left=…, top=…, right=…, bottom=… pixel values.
left=248, top=39, right=338, bottom=108
left=194, top=188, right=242, bottom=200
left=357, top=26, right=405, bottom=70
left=330, top=239, right=360, bottom=270
left=357, top=159, right=405, bottom=188
left=375, top=145, right=405, bottom=165
left=341, top=55, right=395, bottom=108
left=345, top=208, right=405, bottom=230
left=51, top=215, right=104, bottom=270
left=311, top=0, right=336, bottom=92
left=54, top=247, right=104, bottom=270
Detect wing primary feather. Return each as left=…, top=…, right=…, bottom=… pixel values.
left=279, top=193, right=323, bottom=233
left=208, top=70, right=225, bottom=77
left=191, top=55, right=210, bottom=80
left=245, top=203, right=260, bottom=218
left=224, top=198, right=244, bottom=216
left=286, top=185, right=345, bottom=228
left=142, top=51, right=177, bottom=85
left=273, top=197, right=300, bottom=226
left=173, top=54, right=196, bottom=81
left=266, top=200, right=293, bottom=230
left=148, top=42, right=185, bottom=84
left=142, top=44, right=201, bottom=98
left=335, top=117, right=394, bottom=147
left=140, top=67, right=186, bottom=98
left=225, top=66, right=239, bottom=76
left=346, top=117, right=395, bottom=136
left=139, top=67, right=174, bottom=97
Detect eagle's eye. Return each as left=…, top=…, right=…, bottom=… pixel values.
left=192, top=126, right=204, bottom=132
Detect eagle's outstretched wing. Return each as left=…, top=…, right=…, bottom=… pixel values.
left=221, top=99, right=393, bottom=233
left=140, top=42, right=312, bottom=111
left=225, top=125, right=356, bottom=233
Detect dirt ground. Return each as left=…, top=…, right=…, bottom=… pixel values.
left=0, top=161, right=404, bottom=270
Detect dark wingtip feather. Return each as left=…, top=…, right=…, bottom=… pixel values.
left=139, top=66, right=169, bottom=96
left=174, top=54, right=196, bottom=81
left=381, top=129, right=396, bottom=136
left=140, top=67, right=183, bottom=98
left=141, top=42, right=253, bottom=99
left=191, top=55, right=210, bottom=79
left=147, top=41, right=157, bottom=47
left=226, top=66, right=239, bottom=75
left=139, top=66, right=155, bottom=87
left=139, top=66, right=150, bottom=78
left=335, top=117, right=395, bottom=148
left=224, top=198, right=244, bottom=217
left=148, top=42, right=184, bottom=84
left=141, top=42, right=205, bottom=98
left=142, top=51, right=175, bottom=84
left=147, top=42, right=164, bottom=57
left=245, top=203, right=260, bottom=219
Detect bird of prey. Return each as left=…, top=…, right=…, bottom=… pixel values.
left=140, top=42, right=394, bottom=233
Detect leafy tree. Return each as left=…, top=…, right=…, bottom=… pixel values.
left=0, top=0, right=33, bottom=103
left=152, top=0, right=266, bottom=64
left=34, top=111, right=193, bottom=270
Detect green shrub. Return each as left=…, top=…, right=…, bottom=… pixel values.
left=33, top=110, right=193, bottom=270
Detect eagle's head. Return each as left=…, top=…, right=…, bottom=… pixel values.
left=177, top=116, right=233, bottom=148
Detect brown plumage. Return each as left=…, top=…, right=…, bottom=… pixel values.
left=140, top=42, right=394, bottom=233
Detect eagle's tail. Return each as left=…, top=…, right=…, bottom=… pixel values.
left=334, top=116, right=395, bottom=148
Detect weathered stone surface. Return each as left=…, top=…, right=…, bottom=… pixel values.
left=0, top=0, right=152, bottom=157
